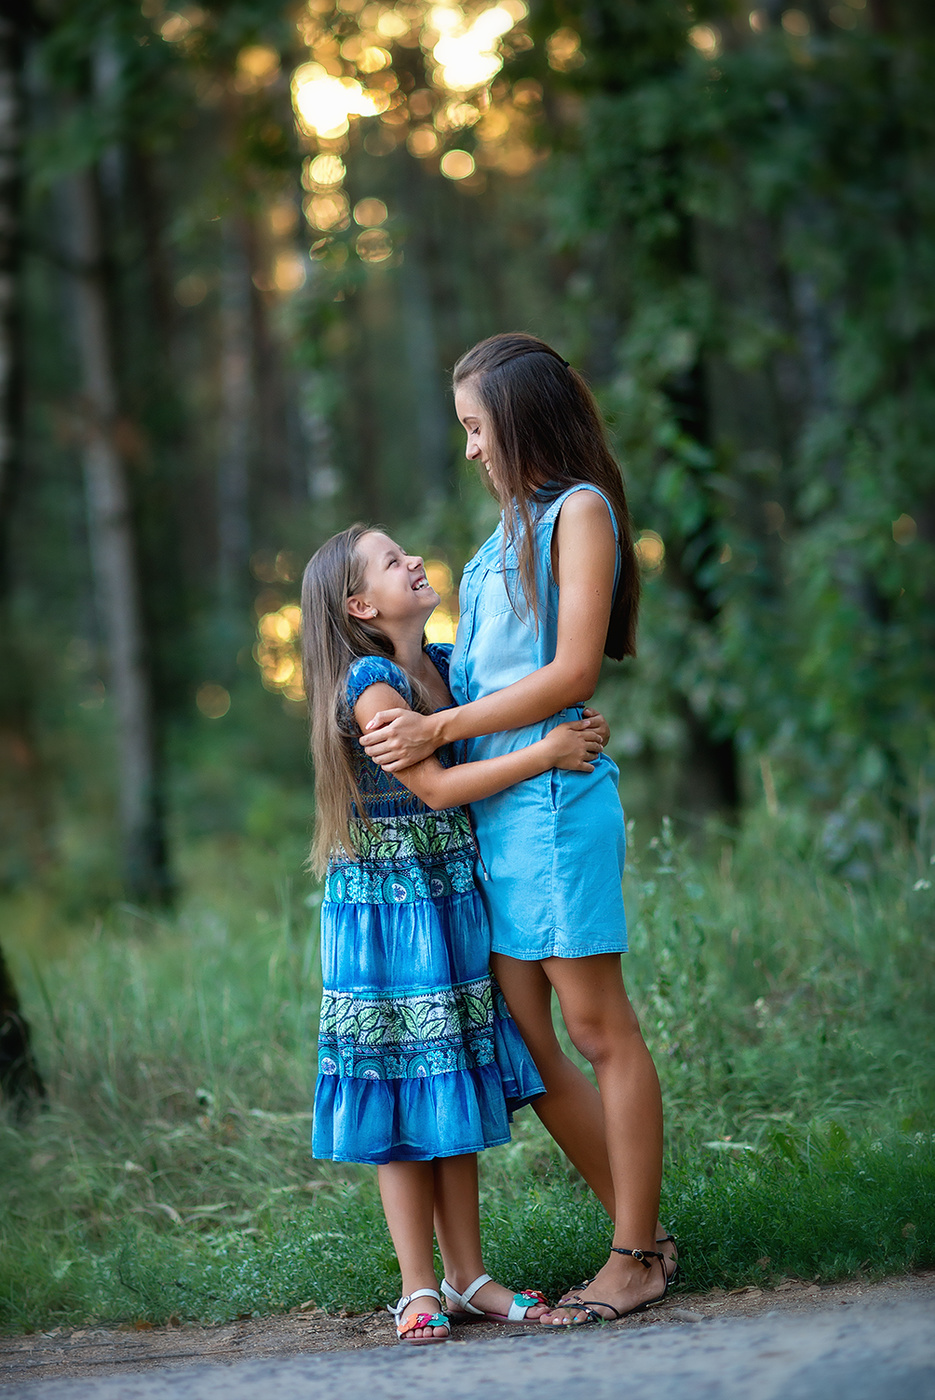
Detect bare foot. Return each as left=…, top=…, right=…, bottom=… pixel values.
left=444, top=1275, right=550, bottom=1322
left=555, top=1226, right=677, bottom=1309
left=541, top=1250, right=668, bottom=1326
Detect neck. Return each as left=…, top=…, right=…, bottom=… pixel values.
left=378, top=618, right=425, bottom=677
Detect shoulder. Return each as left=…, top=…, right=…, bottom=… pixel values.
left=552, top=486, right=617, bottom=540
left=345, top=655, right=413, bottom=710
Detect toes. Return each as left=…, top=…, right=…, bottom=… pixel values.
left=539, top=1306, right=584, bottom=1327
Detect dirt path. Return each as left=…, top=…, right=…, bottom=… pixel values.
left=2, top=1271, right=933, bottom=1391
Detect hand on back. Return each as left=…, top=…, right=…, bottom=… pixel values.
left=545, top=720, right=603, bottom=773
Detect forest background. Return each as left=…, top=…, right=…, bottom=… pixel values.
left=0, top=0, right=932, bottom=1332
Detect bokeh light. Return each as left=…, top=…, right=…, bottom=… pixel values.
left=356, top=228, right=393, bottom=262
left=440, top=149, right=475, bottom=179
left=781, top=9, right=810, bottom=35
left=235, top=45, right=281, bottom=92
left=174, top=274, right=207, bottom=306
left=292, top=63, right=389, bottom=138
left=196, top=683, right=231, bottom=719
left=304, top=191, right=351, bottom=230
left=546, top=27, right=584, bottom=72
left=892, top=514, right=917, bottom=545
left=635, top=530, right=666, bottom=574
left=407, top=126, right=440, bottom=156
left=423, top=559, right=459, bottom=644
left=303, top=153, right=346, bottom=189
left=254, top=604, right=305, bottom=703
left=354, top=197, right=388, bottom=226
left=689, top=25, right=720, bottom=56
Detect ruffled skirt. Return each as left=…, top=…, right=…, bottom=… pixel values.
left=312, top=885, right=544, bottom=1166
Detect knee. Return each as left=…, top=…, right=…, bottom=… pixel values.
left=566, top=1005, right=644, bottom=1068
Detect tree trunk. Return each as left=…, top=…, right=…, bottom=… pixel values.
left=0, top=939, right=45, bottom=1114
left=399, top=162, right=448, bottom=503
left=0, top=8, right=53, bottom=883
left=64, top=166, right=170, bottom=903
left=217, top=215, right=253, bottom=609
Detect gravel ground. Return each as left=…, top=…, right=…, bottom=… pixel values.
left=2, top=1272, right=933, bottom=1397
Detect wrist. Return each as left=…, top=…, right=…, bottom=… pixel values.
left=532, top=736, right=555, bottom=771
left=432, top=709, right=453, bottom=747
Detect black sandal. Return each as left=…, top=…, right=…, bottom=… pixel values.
left=547, top=1247, right=670, bottom=1327
left=657, top=1232, right=681, bottom=1287
left=556, top=1236, right=679, bottom=1310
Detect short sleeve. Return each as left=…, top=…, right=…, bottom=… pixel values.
left=424, top=642, right=453, bottom=687
left=345, top=655, right=413, bottom=715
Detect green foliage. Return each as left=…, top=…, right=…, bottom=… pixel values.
left=1, top=820, right=931, bottom=1330
left=534, top=2, right=935, bottom=825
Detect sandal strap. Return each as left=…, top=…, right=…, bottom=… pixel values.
left=568, top=1297, right=623, bottom=1323
left=457, top=1273, right=492, bottom=1311
left=397, top=1312, right=449, bottom=1337
left=610, top=1246, right=666, bottom=1268
left=507, top=1289, right=548, bottom=1320
left=388, top=1288, right=442, bottom=1318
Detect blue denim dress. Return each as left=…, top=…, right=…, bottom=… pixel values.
left=449, top=487, right=628, bottom=961
left=312, top=644, right=544, bottom=1165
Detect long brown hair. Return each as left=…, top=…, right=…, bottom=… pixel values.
left=453, top=332, right=639, bottom=659
left=301, top=525, right=433, bottom=873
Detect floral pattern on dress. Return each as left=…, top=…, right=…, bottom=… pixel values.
left=318, top=977, right=496, bottom=1079
left=326, top=810, right=477, bottom=904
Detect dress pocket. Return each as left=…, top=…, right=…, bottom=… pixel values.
left=478, top=565, right=522, bottom=617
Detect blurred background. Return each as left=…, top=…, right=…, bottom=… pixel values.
left=0, top=2, right=933, bottom=1323
left=0, top=0, right=933, bottom=1042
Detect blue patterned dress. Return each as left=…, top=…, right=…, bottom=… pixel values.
left=312, top=643, right=544, bottom=1165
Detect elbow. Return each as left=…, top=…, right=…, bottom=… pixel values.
left=411, top=779, right=445, bottom=810
left=559, top=664, right=599, bottom=706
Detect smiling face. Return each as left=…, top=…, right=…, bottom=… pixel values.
left=346, top=531, right=438, bottom=629
left=455, top=380, right=500, bottom=492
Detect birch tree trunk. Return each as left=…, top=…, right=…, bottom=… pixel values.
left=64, top=165, right=170, bottom=902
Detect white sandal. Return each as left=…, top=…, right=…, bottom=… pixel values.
left=441, top=1273, right=548, bottom=1323
left=388, top=1288, right=451, bottom=1344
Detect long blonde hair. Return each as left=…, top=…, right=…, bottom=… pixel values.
left=301, top=525, right=431, bottom=874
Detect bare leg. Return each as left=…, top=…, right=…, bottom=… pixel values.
left=377, top=1161, right=448, bottom=1340
left=491, top=952, right=675, bottom=1282
left=490, top=952, right=615, bottom=1215
left=539, top=954, right=666, bottom=1323
left=432, top=1154, right=549, bottom=1320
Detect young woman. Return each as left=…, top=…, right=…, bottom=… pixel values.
left=359, top=333, right=676, bottom=1325
left=302, top=523, right=604, bottom=1342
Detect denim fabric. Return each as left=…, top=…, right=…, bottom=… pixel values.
left=449, top=486, right=628, bottom=961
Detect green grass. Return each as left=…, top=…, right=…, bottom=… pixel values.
left=1, top=813, right=932, bottom=1332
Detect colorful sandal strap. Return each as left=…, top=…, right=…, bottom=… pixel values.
left=397, top=1312, right=449, bottom=1336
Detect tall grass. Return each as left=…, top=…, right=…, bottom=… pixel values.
left=1, top=814, right=932, bottom=1332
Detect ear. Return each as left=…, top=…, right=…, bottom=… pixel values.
left=347, top=595, right=376, bottom=621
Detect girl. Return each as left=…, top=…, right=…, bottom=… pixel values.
left=360, top=333, right=676, bottom=1326
left=301, top=523, right=604, bottom=1344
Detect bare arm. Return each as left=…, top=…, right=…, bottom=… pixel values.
left=353, top=683, right=601, bottom=812
left=360, top=491, right=616, bottom=771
